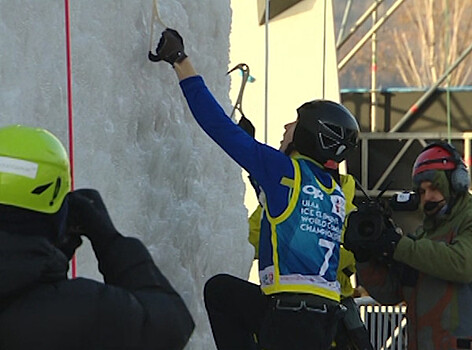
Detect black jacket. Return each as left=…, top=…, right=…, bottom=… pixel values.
left=0, top=231, right=194, bottom=349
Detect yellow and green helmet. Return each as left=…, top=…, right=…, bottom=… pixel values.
left=0, top=125, right=71, bottom=214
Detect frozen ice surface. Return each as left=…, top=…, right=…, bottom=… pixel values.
left=0, top=1, right=254, bottom=348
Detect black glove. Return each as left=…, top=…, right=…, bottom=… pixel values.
left=350, top=246, right=372, bottom=263
left=67, top=189, right=121, bottom=253
left=55, top=231, right=83, bottom=261
left=237, top=116, right=255, bottom=138
left=148, top=28, right=187, bottom=66
left=371, top=227, right=402, bottom=259
left=345, top=226, right=402, bottom=263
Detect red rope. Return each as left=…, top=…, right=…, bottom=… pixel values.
left=64, top=0, right=77, bottom=278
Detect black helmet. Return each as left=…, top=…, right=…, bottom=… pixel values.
left=293, top=100, right=360, bottom=163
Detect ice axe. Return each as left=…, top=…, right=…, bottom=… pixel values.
left=227, top=63, right=255, bottom=120
left=227, top=63, right=256, bottom=137
left=148, top=0, right=168, bottom=61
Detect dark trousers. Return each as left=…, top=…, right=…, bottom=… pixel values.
left=332, top=297, right=373, bottom=350
left=204, top=274, right=342, bottom=350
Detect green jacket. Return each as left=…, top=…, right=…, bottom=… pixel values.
left=358, top=193, right=472, bottom=349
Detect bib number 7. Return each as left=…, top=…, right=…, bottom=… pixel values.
left=318, top=238, right=335, bottom=277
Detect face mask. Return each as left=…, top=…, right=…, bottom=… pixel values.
left=423, top=199, right=446, bottom=216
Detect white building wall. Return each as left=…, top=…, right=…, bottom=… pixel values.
left=230, top=0, right=341, bottom=214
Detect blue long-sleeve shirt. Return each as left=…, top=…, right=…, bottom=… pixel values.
left=180, top=75, right=332, bottom=218
left=180, top=76, right=345, bottom=300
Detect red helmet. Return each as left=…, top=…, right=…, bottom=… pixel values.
left=412, top=145, right=456, bottom=179
left=412, top=142, right=471, bottom=194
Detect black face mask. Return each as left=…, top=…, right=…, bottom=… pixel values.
left=423, top=199, right=446, bottom=215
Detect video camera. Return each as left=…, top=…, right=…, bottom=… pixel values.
left=344, top=181, right=420, bottom=262
left=345, top=190, right=419, bottom=242
left=344, top=183, right=396, bottom=247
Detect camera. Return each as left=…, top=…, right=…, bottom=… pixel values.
left=389, top=190, right=420, bottom=211
left=345, top=197, right=392, bottom=244
left=344, top=187, right=419, bottom=256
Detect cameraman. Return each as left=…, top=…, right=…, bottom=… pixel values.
left=347, top=142, right=472, bottom=349
left=0, top=125, right=194, bottom=349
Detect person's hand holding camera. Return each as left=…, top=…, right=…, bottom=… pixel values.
left=66, top=189, right=122, bottom=254
left=372, top=226, right=403, bottom=259
left=55, top=228, right=83, bottom=261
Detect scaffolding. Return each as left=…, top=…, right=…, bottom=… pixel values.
left=336, top=0, right=472, bottom=195
left=338, top=2, right=472, bottom=346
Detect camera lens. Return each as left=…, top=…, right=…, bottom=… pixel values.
left=358, top=220, right=376, bottom=237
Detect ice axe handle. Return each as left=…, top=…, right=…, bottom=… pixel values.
left=148, top=51, right=160, bottom=62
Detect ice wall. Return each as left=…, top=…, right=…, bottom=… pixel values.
left=0, top=1, right=254, bottom=349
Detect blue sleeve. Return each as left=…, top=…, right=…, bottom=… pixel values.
left=179, top=76, right=293, bottom=217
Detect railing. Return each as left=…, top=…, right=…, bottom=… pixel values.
left=357, top=301, right=408, bottom=350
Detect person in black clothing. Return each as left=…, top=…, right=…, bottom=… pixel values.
left=0, top=125, right=194, bottom=350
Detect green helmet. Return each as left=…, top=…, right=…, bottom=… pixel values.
left=0, top=125, right=71, bottom=214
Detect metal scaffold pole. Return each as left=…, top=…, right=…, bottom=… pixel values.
left=390, top=42, right=472, bottom=132
left=338, top=0, right=406, bottom=71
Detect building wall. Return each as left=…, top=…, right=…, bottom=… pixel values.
left=230, top=0, right=340, bottom=213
